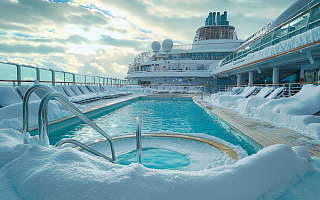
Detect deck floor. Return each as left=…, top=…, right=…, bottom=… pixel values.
left=194, top=97, right=320, bottom=157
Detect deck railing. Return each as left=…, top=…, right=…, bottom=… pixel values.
left=0, top=62, right=128, bottom=87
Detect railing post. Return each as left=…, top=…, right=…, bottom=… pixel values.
left=288, top=84, right=291, bottom=97
left=136, top=117, right=142, bottom=164
left=16, top=65, right=21, bottom=86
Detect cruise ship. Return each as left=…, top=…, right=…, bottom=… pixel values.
left=125, top=11, right=244, bottom=86
left=2, top=0, right=320, bottom=199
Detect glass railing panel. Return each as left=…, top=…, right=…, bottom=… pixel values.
left=260, top=42, right=272, bottom=50
left=75, top=74, right=85, bottom=84
left=55, top=72, right=64, bottom=84
left=310, top=4, right=320, bottom=23
left=0, top=63, right=16, bottom=86
left=252, top=39, right=261, bottom=49
left=39, top=69, right=52, bottom=85
left=273, top=24, right=289, bottom=39
left=21, top=66, right=36, bottom=85
left=272, top=35, right=287, bottom=45
left=309, top=20, right=320, bottom=29
left=94, top=77, right=99, bottom=85
left=289, top=29, right=300, bottom=38
left=86, top=76, right=94, bottom=84
left=99, top=78, right=104, bottom=85
left=289, top=12, right=310, bottom=32
left=261, top=34, right=272, bottom=45
left=65, top=73, right=73, bottom=83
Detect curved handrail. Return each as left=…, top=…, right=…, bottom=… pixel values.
left=23, top=84, right=55, bottom=144
left=55, top=138, right=114, bottom=163
left=38, top=92, right=116, bottom=162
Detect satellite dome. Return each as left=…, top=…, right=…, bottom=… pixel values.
left=162, top=39, right=173, bottom=53
left=151, top=41, right=161, bottom=53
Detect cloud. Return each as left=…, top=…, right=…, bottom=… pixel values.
left=0, top=0, right=296, bottom=80
left=90, top=62, right=107, bottom=73
left=0, top=43, right=66, bottom=54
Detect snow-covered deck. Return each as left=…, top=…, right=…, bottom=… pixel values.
left=195, top=96, right=320, bottom=157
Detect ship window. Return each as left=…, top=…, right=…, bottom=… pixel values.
left=310, top=4, right=320, bottom=23
left=273, top=24, right=288, bottom=40
left=289, top=12, right=310, bottom=32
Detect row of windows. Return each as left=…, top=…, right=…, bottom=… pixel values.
left=221, top=1, right=320, bottom=66
left=163, top=53, right=231, bottom=61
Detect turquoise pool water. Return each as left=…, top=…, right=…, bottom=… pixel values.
left=117, top=147, right=191, bottom=169
left=51, top=99, right=259, bottom=155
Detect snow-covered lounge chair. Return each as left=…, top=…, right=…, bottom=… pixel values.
left=238, top=86, right=258, bottom=98
left=102, top=86, right=121, bottom=97
left=169, top=86, right=178, bottom=93
left=231, top=87, right=244, bottom=95
left=91, top=85, right=117, bottom=99
left=70, top=85, right=99, bottom=102
left=0, top=87, right=23, bottom=108
left=177, top=86, right=187, bottom=93
left=187, top=86, right=199, bottom=94
left=255, top=87, right=275, bottom=98
left=77, top=85, right=102, bottom=100
left=61, top=85, right=89, bottom=103
left=266, top=87, right=285, bottom=99
left=17, top=85, right=41, bottom=102
left=87, top=85, right=115, bottom=99
left=164, top=86, right=171, bottom=93
left=157, top=85, right=167, bottom=93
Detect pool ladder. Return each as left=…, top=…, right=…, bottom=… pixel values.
left=22, top=85, right=116, bottom=163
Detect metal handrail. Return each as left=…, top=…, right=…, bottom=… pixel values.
left=136, top=117, right=142, bottom=164
left=38, top=92, right=116, bottom=162
left=23, top=84, right=55, bottom=144
left=55, top=138, right=114, bottom=163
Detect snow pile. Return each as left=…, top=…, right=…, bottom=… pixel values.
left=214, top=26, right=320, bottom=74
left=204, top=84, right=320, bottom=139
left=0, top=100, right=88, bottom=130
left=0, top=129, right=313, bottom=200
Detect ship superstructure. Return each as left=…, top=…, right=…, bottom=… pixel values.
left=125, top=11, right=244, bottom=86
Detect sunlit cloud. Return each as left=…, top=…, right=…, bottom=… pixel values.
left=0, top=0, right=294, bottom=79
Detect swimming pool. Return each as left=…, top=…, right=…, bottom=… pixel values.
left=49, top=97, right=261, bottom=155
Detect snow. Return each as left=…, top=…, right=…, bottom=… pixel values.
left=214, top=26, right=320, bottom=74
left=0, top=129, right=316, bottom=200
left=204, top=84, right=320, bottom=140
left=0, top=100, right=87, bottom=130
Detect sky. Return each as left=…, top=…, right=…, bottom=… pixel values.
left=0, top=0, right=295, bottom=79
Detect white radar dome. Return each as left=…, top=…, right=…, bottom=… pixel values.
left=151, top=41, right=161, bottom=53
left=162, top=39, right=173, bottom=53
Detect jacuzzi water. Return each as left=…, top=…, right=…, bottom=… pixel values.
left=51, top=99, right=260, bottom=155
left=117, top=147, right=191, bottom=169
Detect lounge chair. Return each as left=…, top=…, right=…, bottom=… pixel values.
left=255, top=87, right=275, bottom=98
left=266, top=87, right=285, bottom=99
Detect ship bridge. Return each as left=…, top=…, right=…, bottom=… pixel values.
left=212, top=0, right=320, bottom=85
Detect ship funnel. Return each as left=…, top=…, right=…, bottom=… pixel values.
left=212, top=12, right=216, bottom=25
left=224, top=11, right=228, bottom=25
left=217, top=12, right=220, bottom=25
left=209, top=12, right=213, bottom=25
